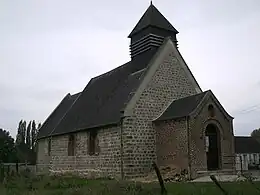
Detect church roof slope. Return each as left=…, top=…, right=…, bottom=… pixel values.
left=51, top=61, right=147, bottom=136
left=37, top=92, right=81, bottom=139
left=38, top=3, right=182, bottom=138
left=128, top=3, right=178, bottom=38
left=156, top=91, right=208, bottom=121
left=235, top=136, right=260, bottom=154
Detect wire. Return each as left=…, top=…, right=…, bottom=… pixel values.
left=239, top=104, right=260, bottom=112
left=234, top=104, right=260, bottom=115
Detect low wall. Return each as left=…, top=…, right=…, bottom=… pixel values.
left=1, top=163, right=36, bottom=176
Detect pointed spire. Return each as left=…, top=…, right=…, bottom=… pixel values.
left=128, top=3, right=178, bottom=38
left=150, top=0, right=152, bottom=5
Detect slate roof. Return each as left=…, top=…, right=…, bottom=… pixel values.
left=156, top=91, right=209, bottom=121
left=48, top=60, right=149, bottom=137
left=128, top=3, right=179, bottom=38
left=38, top=59, right=148, bottom=139
left=235, top=136, right=260, bottom=154
left=37, top=3, right=180, bottom=139
left=37, top=92, right=81, bottom=139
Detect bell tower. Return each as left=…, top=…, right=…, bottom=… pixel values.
left=128, top=2, right=179, bottom=62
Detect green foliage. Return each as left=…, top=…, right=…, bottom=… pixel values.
left=251, top=128, right=260, bottom=142
left=21, top=121, right=26, bottom=144
left=1, top=119, right=41, bottom=164
left=0, top=129, right=17, bottom=163
left=26, top=121, right=31, bottom=149
left=31, top=120, right=37, bottom=152
left=251, top=128, right=260, bottom=137
left=15, top=120, right=23, bottom=145
left=37, top=123, right=42, bottom=132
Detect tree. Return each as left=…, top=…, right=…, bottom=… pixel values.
left=31, top=120, right=37, bottom=152
left=37, top=123, right=42, bottom=131
left=12, top=120, right=42, bottom=164
left=15, top=120, right=30, bottom=163
left=251, top=128, right=260, bottom=137
left=26, top=121, right=31, bottom=148
left=36, top=123, right=41, bottom=141
left=15, top=120, right=23, bottom=145
left=0, top=128, right=17, bottom=163
left=21, top=121, right=26, bottom=144
left=251, top=128, right=260, bottom=142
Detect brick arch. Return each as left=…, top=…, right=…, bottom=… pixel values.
left=201, top=119, right=224, bottom=139
left=203, top=119, right=223, bottom=170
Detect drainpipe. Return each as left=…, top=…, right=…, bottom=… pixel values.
left=120, top=115, right=125, bottom=180
left=186, top=116, right=192, bottom=180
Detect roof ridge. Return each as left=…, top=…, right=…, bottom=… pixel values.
left=37, top=93, right=71, bottom=139
left=130, top=67, right=147, bottom=76
left=155, top=91, right=208, bottom=121
left=49, top=91, right=81, bottom=137
left=173, top=91, right=208, bottom=102
left=235, top=136, right=251, bottom=138
left=70, top=92, right=81, bottom=98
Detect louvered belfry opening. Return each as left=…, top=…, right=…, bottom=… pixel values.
left=130, top=34, right=165, bottom=58
left=128, top=3, right=179, bottom=61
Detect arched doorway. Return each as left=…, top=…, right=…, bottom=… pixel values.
left=205, top=124, right=221, bottom=170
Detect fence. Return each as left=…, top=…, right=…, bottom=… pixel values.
left=2, top=155, right=260, bottom=180
left=1, top=161, right=260, bottom=195
left=0, top=163, right=36, bottom=179
left=236, top=153, right=260, bottom=172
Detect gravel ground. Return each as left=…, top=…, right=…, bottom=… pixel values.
left=191, top=175, right=260, bottom=182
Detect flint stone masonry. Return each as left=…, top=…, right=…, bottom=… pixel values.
left=37, top=125, right=121, bottom=178
left=36, top=139, right=51, bottom=173
left=188, top=95, right=235, bottom=178
left=122, top=47, right=200, bottom=178
left=154, top=94, right=235, bottom=179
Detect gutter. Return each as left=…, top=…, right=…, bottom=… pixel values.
left=186, top=116, right=192, bottom=180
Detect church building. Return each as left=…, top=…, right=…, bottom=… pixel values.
left=37, top=3, right=235, bottom=179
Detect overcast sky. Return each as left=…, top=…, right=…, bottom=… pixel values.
left=1, top=0, right=260, bottom=137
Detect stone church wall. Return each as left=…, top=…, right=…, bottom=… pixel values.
left=36, top=139, right=51, bottom=173
left=122, top=49, right=199, bottom=178
left=188, top=96, right=235, bottom=178
left=37, top=125, right=122, bottom=178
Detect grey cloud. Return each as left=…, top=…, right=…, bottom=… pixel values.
left=1, top=0, right=260, bottom=136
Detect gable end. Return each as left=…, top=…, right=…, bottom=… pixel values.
left=124, top=37, right=202, bottom=117
left=190, top=90, right=234, bottom=120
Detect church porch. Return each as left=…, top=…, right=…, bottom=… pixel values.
left=154, top=90, right=235, bottom=179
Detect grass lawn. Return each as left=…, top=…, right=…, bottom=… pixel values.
left=0, top=175, right=260, bottom=195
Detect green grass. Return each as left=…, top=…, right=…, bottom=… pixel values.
left=0, top=175, right=260, bottom=195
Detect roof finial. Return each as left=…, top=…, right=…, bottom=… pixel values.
left=150, top=0, right=153, bottom=5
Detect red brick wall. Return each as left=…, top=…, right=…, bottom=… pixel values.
left=155, top=118, right=188, bottom=172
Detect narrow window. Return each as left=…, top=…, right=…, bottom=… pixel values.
left=48, top=138, right=51, bottom=156
left=68, top=134, right=76, bottom=156
left=88, top=130, right=97, bottom=155
left=253, top=154, right=257, bottom=164
left=208, top=104, right=215, bottom=117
